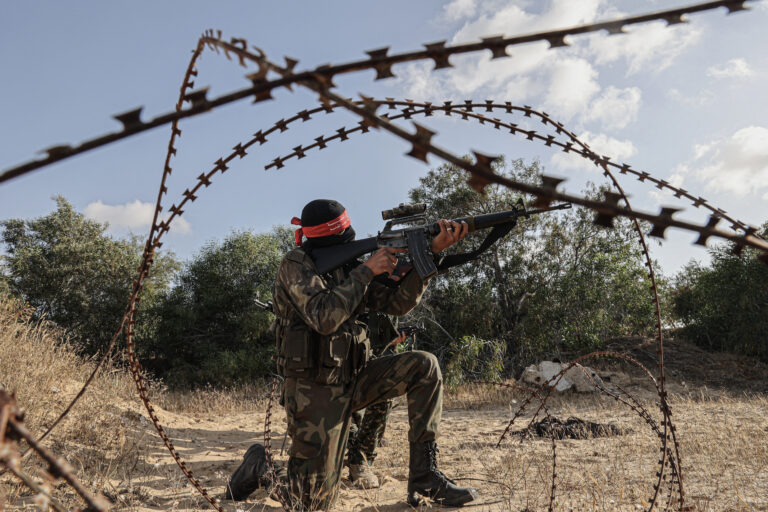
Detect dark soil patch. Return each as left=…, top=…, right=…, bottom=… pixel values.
left=511, top=416, right=626, bottom=440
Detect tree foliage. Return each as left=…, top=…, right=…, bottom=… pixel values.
left=1, top=197, right=178, bottom=354
left=407, top=158, right=656, bottom=376
left=671, top=227, right=768, bottom=360
left=7, top=169, right=761, bottom=389
left=145, top=229, right=288, bottom=387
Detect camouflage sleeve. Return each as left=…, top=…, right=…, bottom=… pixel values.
left=365, top=270, right=430, bottom=316
left=276, top=256, right=375, bottom=335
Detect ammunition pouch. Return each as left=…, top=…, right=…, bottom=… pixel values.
left=276, top=320, right=370, bottom=386
left=276, top=324, right=315, bottom=378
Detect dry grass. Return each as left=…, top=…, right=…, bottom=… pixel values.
left=156, top=382, right=270, bottom=416
left=0, top=296, right=146, bottom=508
left=366, top=386, right=768, bottom=511
left=2, top=295, right=767, bottom=511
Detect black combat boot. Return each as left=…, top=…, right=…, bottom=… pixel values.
left=225, top=443, right=269, bottom=501
left=407, top=440, right=478, bottom=507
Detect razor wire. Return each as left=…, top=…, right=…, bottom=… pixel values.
left=0, top=391, right=110, bottom=512
left=251, top=98, right=690, bottom=507
left=0, top=0, right=757, bottom=185
left=1, top=1, right=765, bottom=510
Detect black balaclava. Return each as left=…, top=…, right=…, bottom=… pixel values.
left=293, top=199, right=356, bottom=253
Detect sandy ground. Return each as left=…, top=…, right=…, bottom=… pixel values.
left=102, top=375, right=768, bottom=512
left=3, top=337, right=767, bottom=511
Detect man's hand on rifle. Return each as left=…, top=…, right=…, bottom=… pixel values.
left=364, top=247, right=406, bottom=277
left=431, top=219, right=468, bottom=253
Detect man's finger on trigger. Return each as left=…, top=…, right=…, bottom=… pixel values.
left=457, top=221, right=466, bottom=236
left=451, top=221, right=460, bottom=240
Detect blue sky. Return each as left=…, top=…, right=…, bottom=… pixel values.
left=2, top=0, right=767, bottom=275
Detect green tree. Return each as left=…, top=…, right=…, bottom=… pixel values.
left=1, top=197, right=178, bottom=353
left=407, top=158, right=656, bottom=375
left=0, top=259, right=10, bottom=298
left=671, top=224, right=768, bottom=360
left=148, top=229, right=288, bottom=387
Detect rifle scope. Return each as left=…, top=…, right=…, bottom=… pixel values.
left=381, top=203, right=427, bottom=220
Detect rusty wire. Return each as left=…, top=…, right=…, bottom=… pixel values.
left=0, top=391, right=109, bottom=511
left=260, top=98, right=757, bottom=238
left=472, top=380, right=563, bottom=509
left=0, top=0, right=757, bottom=184
left=1, top=2, right=765, bottom=511
left=199, top=38, right=768, bottom=256
left=211, top=87, right=687, bottom=509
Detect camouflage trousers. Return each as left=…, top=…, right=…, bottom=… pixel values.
left=347, top=398, right=392, bottom=465
left=283, top=350, right=442, bottom=510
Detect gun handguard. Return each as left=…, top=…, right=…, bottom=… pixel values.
left=254, top=297, right=274, bottom=313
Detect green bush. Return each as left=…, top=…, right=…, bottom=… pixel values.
left=444, top=335, right=506, bottom=389
left=671, top=228, right=768, bottom=360
left=1, top=197, right=178, bottom=354
left=146, top=229, right=289, bottom=387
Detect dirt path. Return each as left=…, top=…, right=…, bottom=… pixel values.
left=119, top=403, right=517, bottom=511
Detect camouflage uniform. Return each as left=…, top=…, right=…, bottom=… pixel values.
left=273, top=248, right=441, bottom=510
left=347, top=312, right=398, bottom=466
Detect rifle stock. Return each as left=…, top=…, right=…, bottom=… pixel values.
left=312, top=236, right=379, bottom=275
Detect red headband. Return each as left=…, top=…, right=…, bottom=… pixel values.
left=291, top=210, right=351, bottom=246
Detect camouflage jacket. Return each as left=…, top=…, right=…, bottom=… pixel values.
left=273, top=247, right=429, bottom=385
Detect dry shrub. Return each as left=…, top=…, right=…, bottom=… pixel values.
left=0, top=296, right=146, bottom=505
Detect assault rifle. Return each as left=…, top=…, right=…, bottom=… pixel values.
left=254, top=296, right=274, bottom=313
left=311, top=199, right=571, bottom=280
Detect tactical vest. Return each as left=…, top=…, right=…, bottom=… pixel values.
left=273, top=250, right=371, bottom=386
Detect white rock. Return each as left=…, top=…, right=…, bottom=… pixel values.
left=566, top=364, right=604, bottom=393
left=521, top=361, right=604, bottom=393
left=521, top=361, right=572, bottom=391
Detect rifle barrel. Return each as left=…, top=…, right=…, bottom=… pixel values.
left=434, top=203, right=571, bottom=234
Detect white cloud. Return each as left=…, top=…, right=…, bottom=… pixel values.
left=397, top=0, right=603, bottom=121
left=449, top=0, right=601, bottom=43
left=396, top=0, right=704, bottom=132
left=84, top=200, right=191, bottom=235
left=587, top=20, right=702, bottom=75
left=544, top=58, right=600, bottom=119
left=690, top=126, right=768, bottom=196
left=666, top=87, right=714, bottom=107
left=399, top=0, right=601, bottom=88
left=550, top=131, right=637, bottom=172
left=585, top=86, right=641, bottom=130
left=443, top=0, right=477, bottom=21
left=706, top=58, right=753, bottom=79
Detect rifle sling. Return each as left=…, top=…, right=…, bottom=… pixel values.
left=436, top=222, right=515, bottom=272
